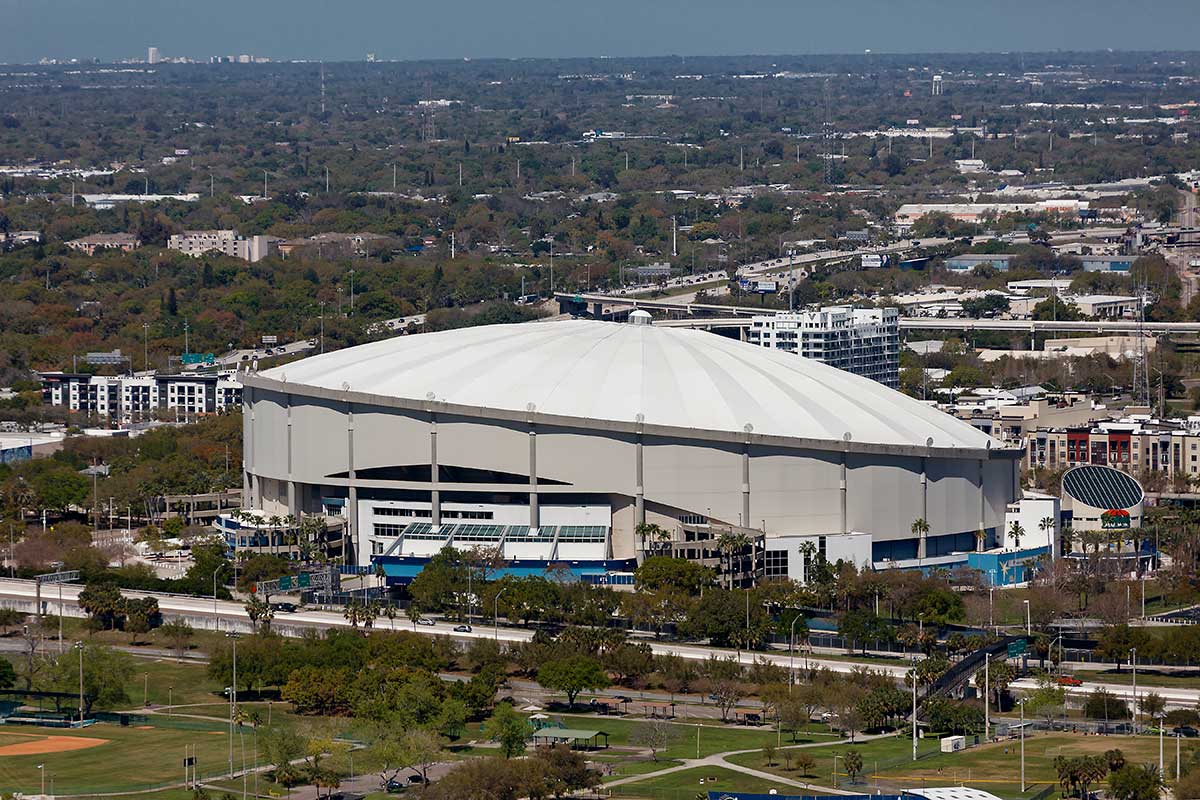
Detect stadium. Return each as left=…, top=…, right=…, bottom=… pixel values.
left=238, top=313, right=1023, bottom=584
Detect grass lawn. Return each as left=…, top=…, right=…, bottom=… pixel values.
left=730, top=731, right=1200, bottom=799
left=510, top=714, right=802, bottom=760
left=1075, top=668, right=1200, bottom=690
left=870, top=732, right=1200, bottom=796
left=609, top=765, right=789, bottom=798
left=600, top=758, right=684, bottom=781
left=0, top=719, right=265, bottom=794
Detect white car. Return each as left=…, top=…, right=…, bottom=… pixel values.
left=416, top=617, right=436, bottom=626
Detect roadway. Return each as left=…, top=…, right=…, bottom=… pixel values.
left=2, top=577, right=1198, bottom=710
left=650, top=315, right=1200, bottom=334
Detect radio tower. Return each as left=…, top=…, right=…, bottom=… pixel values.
left=823, top=79, right=835, bottom=185
left=1132, top=282, right=1150, bottom=408
left=319, top=63, right=326, bottom=114
left=420, top=80, right=436, bottom=142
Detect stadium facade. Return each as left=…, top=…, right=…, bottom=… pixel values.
left=239, top=314, right=1023, bottom=584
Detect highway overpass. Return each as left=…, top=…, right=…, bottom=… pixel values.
left=556, top=293, right=1200, bottom=334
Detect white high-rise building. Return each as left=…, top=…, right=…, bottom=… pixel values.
left=148, top=46, right=160, bottom=64
left=746, top=307, right=900, bottom=388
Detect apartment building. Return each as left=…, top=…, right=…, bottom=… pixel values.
left=167, top=230, right=277, bottom=263
left=746, top=306, right=900, bottom=388
left=40, top=372, right=242, bottom=422
left=1024, top=417, right=1200, bottom=482
left=65, top=232, right=141, bottom=255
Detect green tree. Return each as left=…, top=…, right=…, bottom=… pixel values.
left=537, top=655, right=610, bottom=706
left=843, top=749, right=864, bottom=784
left=46, top=644, right=133, bottom=713
left=1108, top=764, right=1162, bottom=800
left=0, top=658, right=16, bottom=689
left=483, top=702, right=532, bottom=758
left=78, top=582, right=125, bottom=630
left=1083, top=688, right=1130, bottom=721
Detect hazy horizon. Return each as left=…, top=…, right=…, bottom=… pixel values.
left=3, top=0, right=1200, bottom=65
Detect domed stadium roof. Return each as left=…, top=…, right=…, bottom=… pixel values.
left=263, top=319, right=1000, bottom=451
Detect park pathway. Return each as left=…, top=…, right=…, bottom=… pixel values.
left=606, top=730, right=899, bottom=795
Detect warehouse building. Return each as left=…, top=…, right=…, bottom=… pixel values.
left=239, top=314, right=1022, bottom=583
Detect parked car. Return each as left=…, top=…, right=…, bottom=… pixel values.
left=1057, top=676, right=1083, bottom=687
left=416, top=617, right=436, bottom=626
left=453, top=624, right=472, bottom=633
left=1174, top=726, right=1200, bottom=738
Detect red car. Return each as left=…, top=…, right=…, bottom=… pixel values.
left=1057, top=676, right=1083, bottom=687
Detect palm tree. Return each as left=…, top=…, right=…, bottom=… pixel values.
left=974, top=526, right=987, bottom=552
left=1008, top=521, right=1024, bottom=550
left=1039, top=516, right=1056, bottom=555
left=911, top=518, right=930, bottom=559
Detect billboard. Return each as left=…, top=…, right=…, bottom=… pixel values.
left=754, top=280, right=779, bottom=294
left=861, top=254, right=887, bottom=269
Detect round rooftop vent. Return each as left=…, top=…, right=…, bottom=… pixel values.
left=628, top=309, right=652, bottom=326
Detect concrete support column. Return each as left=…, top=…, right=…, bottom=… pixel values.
left=347, top=402, right=357, bottom=566
left=286, top=393, right=297, bottom=517
left=839, top=451, right=849, bottom=535
left=979, top=456, right=987, bottom=544
left=429, top=406, right=441, bottom=528
left=918, top=454, right=929, bottom=560
left=243, top=388, right=253, bottom=505
left=741, top=424, right=753, bottom=528
left=528, top=418, right=539, bottom=529
left=634, top=415, right=645, bottom=527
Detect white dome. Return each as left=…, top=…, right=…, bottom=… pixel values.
left=264, top=319, right=997, bottom=451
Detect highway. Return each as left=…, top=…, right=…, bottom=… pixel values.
left=650, top=315, right=1200, bottom=334
left=2, top=577, right=1198, bottom=710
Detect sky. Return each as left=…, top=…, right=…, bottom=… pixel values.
left=2, top=0, right=1198, bottom=64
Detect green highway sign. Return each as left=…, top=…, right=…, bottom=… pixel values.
left=1007, top=639, right=1027, bottom=658
left=278, top=576, right=292, bottom=591
left=298, top=573, right=310, bottom=588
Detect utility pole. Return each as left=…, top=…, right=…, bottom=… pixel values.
left=324, top=166, right=330, bottom=193
left=450, top=232, right=455, bottom=259
left=672, top=216, right=677, bottom=257
left=393, top=163, right=397, bottom=190
left=458, top=162, right=462, bottom=186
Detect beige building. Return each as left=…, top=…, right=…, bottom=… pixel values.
left=66, top=232, right=141, bottom=255
left=167, top=230, right=277, bottom=262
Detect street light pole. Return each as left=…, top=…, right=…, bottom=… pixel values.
left=1023, top=599, right=1031, bottom=636
left=789, top=615, right=802, bottom=691
left=1020, top=698, right=1026, bottom=792
left=1132, top=647, right=1138, bottom=730
left=493, top=586, right=509, bottom=641
left=75, top=641, right=84, bottom=724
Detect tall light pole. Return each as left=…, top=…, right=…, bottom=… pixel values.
left=1019, top=698, right=1026, bottom=792
left=142, top=323, right=150, bottom=371
left=910, top=665, right=918, bottom=761
left=493, top=586, right=509, bottom=641
left=789, top=614, right=802, bottom=690
left=227, top=631, right=239, bottom=778
left=1023, top=599, right=1031, bottom=636
left=1132, top=647, right=1138, bottom=730
left=213, top=566, right=222, bottom=621
left=38, top=764, right=44, bottom=796
left=74, top=641, right=84, bottom=724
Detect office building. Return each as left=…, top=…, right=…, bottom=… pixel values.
left=746, top=307, right=900, bottom=388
